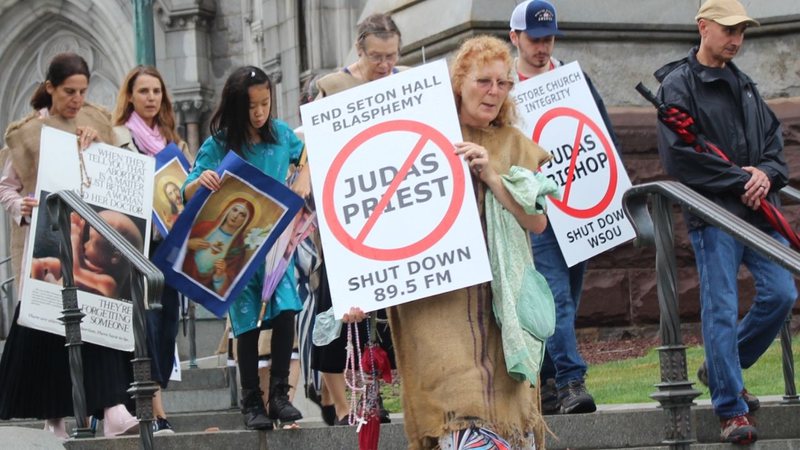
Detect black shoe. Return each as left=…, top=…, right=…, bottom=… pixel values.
left=334, top=414, right=350, bottom=426
left=541, top=378, right=560, bottom=415
left=698, top=361, right=760, bottom=412
left=268, top=377, right=303, bottom=424
left=558, top=379, right=597, bottom=414
left=152, top=416, right=174, bottom=435
left=241, top=389, right=274, bottom=431
left=741, top=389, right=760, bottom=413
left=321, top=405, right=336, bottom=426
left=377, top=394, right=391, bottom=424
left=306, top=384, right=323, bottom=409
left=697, top=361, right=709, bottom=386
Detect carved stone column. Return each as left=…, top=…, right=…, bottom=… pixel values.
left=175, top=98, right=211, bottom=155
left=156, top=0, right=215, bottom=152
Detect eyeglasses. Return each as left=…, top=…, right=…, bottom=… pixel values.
left=473, top=77, right=515, bottom=92
left=364, top=52, right=398, bottom=64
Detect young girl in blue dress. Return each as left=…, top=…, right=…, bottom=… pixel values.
left=183, top=66, right=311, bottom=429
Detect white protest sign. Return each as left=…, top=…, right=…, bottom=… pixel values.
left=301, top=59, right=491, bottom=318
left=513, top=61, right=635, bottom=267
left=19, top=126, right=154, bottom=351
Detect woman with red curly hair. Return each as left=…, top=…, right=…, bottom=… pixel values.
left=388, top=35, right=551, bottom=449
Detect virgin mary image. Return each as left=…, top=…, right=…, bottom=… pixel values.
left=182, top=198, right=255, bottom=296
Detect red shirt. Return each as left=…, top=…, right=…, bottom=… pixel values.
left=517, top=60, right=556, bottom=81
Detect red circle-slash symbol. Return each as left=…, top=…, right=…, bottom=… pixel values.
left=533, top=107, right=617, bottom=219
left=323, top=120, right=465, bottom=261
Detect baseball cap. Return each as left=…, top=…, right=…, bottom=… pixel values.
left=510, top=0, right=563, bottom=38
left=695, top=0, right=759, bottom=27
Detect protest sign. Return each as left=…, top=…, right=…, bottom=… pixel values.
left=152, top=143, right=191, bottom=237
left=513, top=61, right=635, bottom=267
left=153, top=152, right=303, bottom=317
left=300, top=59, right=492, bottom=318
left=19, top=126, right=154, bottom=351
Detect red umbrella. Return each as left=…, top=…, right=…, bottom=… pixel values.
left=358, top=412, right=380, bottom=450
left=361, top=344, right=392, bottom=384
left=636, top=83, right=800, bottom=251
left=357, top=322, right=383, bottom=450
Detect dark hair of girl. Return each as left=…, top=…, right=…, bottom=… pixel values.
left=30, top=53, right=91, bottom=110
left=209, top=66, right=276, bottom=155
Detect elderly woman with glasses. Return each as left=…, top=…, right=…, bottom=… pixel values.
left=309, top=12, right=402, bottom=427
left=386, top=35, right=552, bottom=449
left=315, top=13, right=403, bottom=96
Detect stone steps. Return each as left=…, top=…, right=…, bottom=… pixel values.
left=174, top=305, right=226, bottom=362
left=164, top=364, right=236, bottom=413
left=2, top=342, right=798, bottom=449
left=3, top=401, right=797, bottom=449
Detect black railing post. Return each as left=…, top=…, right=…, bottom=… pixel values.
left=625, top=181, right=800, bottom=450
left=188, top=301, right=198, bottom=369
left=50, top=199, right=94, bottom=438
left=48, top=191, right=163, bottom=449
left=128, top=273, right=158, bottom=449
left=227, top=331, right=238, bottom=408
left=648, top=195, right=700, bottom=450
left=780, top=312, right=799, bottom=403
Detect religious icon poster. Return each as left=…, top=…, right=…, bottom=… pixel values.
left=152, top=143, right=191, bottom=237
left=153, top=152, right=304, bottom=317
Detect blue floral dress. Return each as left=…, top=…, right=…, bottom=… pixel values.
left=184, top=119, right=304, bottom=336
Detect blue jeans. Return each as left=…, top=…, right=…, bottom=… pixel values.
left=690, top=226, right=797, bottom=419
left=531, top=224, right=588, bottom=388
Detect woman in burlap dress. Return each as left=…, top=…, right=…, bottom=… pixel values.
left=388, top=36, right=551, bottom=449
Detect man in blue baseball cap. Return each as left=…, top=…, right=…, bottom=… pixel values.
left=509, top=0, right=619, bottom=416
left=509, top=0, right=563, bottom=75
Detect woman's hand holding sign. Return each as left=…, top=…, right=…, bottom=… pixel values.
left=290, top=165, right=312, bottom=200
left=185, top=169, right=221, bottom=200
left=20, top=196, right=38, bottom=219
left=342, top=306, right=367, bottom=324
left=76, top=126, right=100, bottom=150
left=455, top=141, right=493, bottom=181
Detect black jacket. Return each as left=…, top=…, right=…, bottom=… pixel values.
left=655, top=47, right=787, bottom=231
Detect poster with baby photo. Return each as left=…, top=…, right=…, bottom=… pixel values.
left=153, top=151, right=304, bottom=318
left=153, top=143, right=191, bottom=237
left=18, top=126, right=154, bottom=352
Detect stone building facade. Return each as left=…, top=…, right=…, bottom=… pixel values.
left=0, top=0, right=798, bottom=334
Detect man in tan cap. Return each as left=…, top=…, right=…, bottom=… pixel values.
left=653, top=0, right=796, bottom=444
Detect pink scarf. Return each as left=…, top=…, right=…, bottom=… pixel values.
left=126, top=111, right=167, bottom=156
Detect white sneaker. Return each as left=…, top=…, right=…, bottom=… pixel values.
left=103, top=404, right=139, bottom=437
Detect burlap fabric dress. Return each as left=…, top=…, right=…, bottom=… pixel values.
left=389, top=123, right=552, bottom=450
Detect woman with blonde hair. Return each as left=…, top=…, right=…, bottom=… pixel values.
left=112, top=65, right=192, bottom=434
left=112, top=65, right=188, bottom=157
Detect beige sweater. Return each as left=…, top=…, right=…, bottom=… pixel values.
left=2, top=103, right=114, bottom=291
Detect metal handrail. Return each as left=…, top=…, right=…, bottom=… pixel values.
left=47, top=190, right=163, bottom=450
left=0, top=256, right=14, bottom=339
left=623, top=181, right=798, bottom=449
